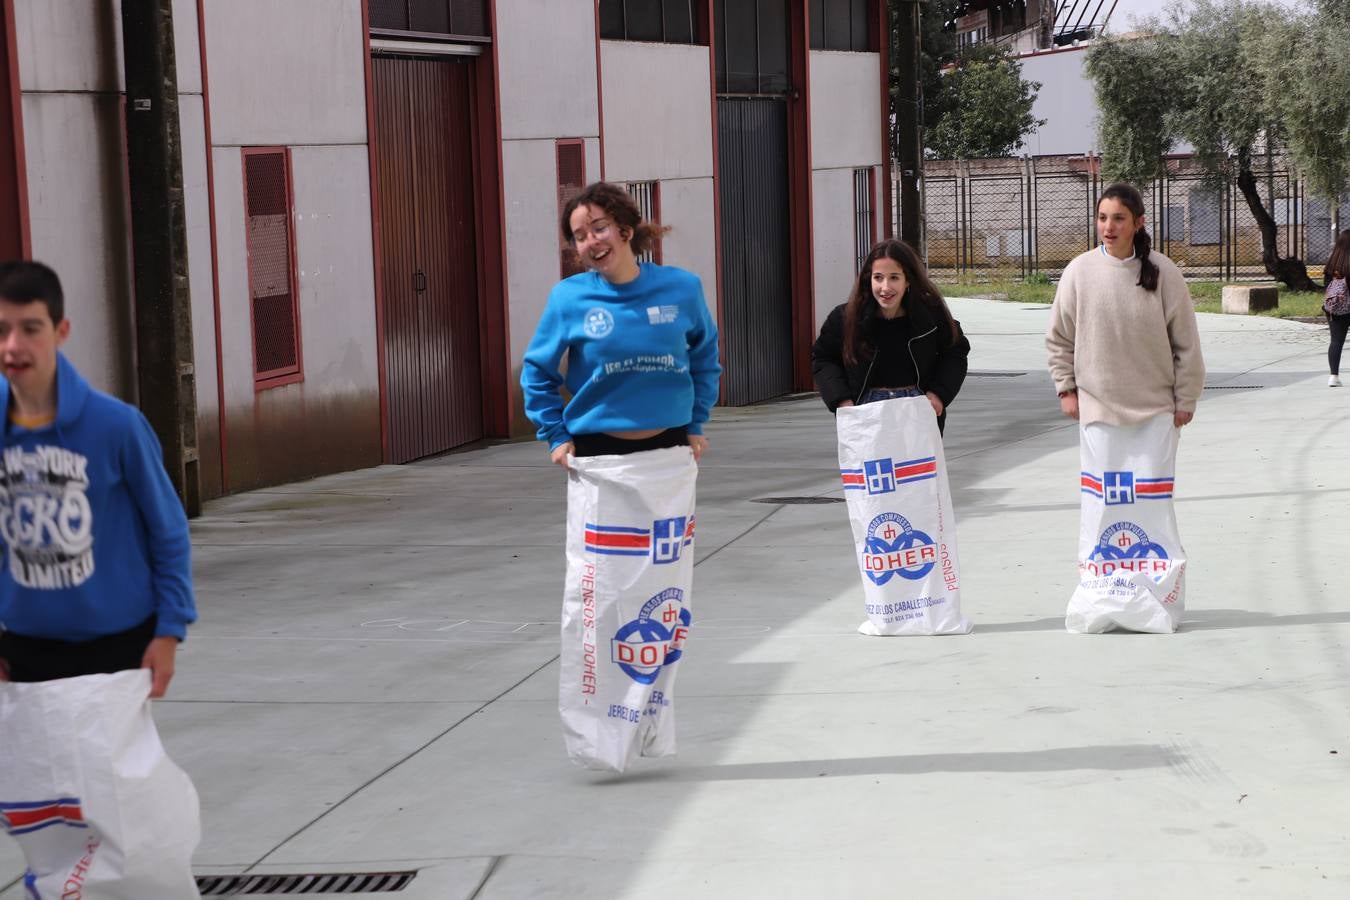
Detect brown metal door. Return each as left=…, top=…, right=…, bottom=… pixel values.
left=373, top=55, right=483, bottom=462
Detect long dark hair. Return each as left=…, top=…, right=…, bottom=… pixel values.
left=1098, top=182, right=1159, bottom=292
left=559, top=181, right=669, bottom=257
left=1328, top=229, right=1350, bottom=281
left=842, top=239, right=959, bottom=366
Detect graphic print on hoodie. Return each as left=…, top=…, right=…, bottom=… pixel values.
left=0, top=353, right=196, bottom=642
left=1, top=440, right=95, bottom=589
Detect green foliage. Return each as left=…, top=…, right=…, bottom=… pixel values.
left=1085, top=0, right=1350, bottom=206
left=890, top=0, right=1042, bottom=159
left=925, top=43, right=1045, bottom=159
left=1245, top=8, right=1350, bottom=204
left=888, top=0, right=962, bottom=159
left=1083, top=32, right=1179, bottom=184
left=1162, top=0, right=1270, bottom=180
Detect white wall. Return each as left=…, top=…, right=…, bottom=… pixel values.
left=19, top=93, right=135, bottom=397
left=809, top=51, right=882, bottom=170
left=201, top=0, right=379, bottom=467
left=599, top=41, right=712, bottom=181
left=658, top=177, right=718, bottom=322
left=13, top=0, right=212, bottom=402
left=497, top=0, right=599, bottom=140
left=501, top=137, right=600, bottom=377
left=496, top=0, right=601, bottom=422
left=1018, top=48, right=1097, bottom=156
left=598, top=39, right=717, bottom=322
left=811, top=167, right=864, bottom=331
left=200, top=0, right=366, bottom=147
left=808, top=50, right=883, bottom=331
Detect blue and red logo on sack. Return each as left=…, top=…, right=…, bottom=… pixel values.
left=1083, top=521, right=1171, bottom=579
left=841, top=456, right=937, bottom=495
left=584, top=517, right=694, bottom=565
left=611, top=587, right=691, bottom=684
left=862, top=512, right=937, bottom=584
left=0, top=798, right=86, bottom=836
left=1081, top=470, right=1174, bottom=504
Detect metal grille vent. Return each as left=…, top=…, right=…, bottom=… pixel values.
left=371, top=0, right=489, bottom=36
left=853, top=167, right=874, bottom=272
left=244, top=150, right=299, bottom=380
left=196, top=871, right=416, bottom=895
left=625, top=180, right=660, bottom=263
left=557, top=140, right=587, bottom=277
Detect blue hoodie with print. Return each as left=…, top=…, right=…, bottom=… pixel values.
left=0, top=353, right=197, bottom=642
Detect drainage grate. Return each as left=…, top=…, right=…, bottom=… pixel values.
left=195, top=871, right=416, bottom=895
left=1203, top=385, right=1264, bottom=390
left=750, top=496, right=844, bottom=504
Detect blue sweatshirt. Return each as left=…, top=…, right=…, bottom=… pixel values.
left=0, top=353, right=197, bottom=642
left=522, top=263, right=721, bottom=449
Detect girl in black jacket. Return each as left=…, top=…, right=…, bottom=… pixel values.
left=812, top=239, right=970, bottom=433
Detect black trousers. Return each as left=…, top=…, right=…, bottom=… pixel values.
left=1330, top=313, right=1350, bottom=376
left=572, top=427, right=689, bottom=457
left=0, top=616, right=156, bottom=682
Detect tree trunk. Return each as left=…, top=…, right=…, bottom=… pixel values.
left=1234, top=148, right=1317, bottom=292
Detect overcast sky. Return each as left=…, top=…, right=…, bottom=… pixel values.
left=1107, top=0, right=1314, bottom=32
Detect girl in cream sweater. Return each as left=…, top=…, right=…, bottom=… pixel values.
left=1046, top=183, right=1205, bottom=425
left=1045, top=182, right=1206, bottom=634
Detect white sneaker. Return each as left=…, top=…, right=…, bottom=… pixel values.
left=1331, top=375, right=1343, bottom=387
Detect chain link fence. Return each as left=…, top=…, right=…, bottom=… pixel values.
left=898, top=155, right=1349, bottom=281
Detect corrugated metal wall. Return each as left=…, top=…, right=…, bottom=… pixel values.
left=716, top=97, right=793, bottom=406
left=373, top=55, right=484, bottom=462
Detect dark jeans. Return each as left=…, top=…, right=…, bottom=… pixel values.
left=1330, top=313, right=1350, bottom=376
left=860, top=387, right=922, bottom=404
left=0, top=615, right=156, bottom=682
left=572, top=427, right=689, bottom=457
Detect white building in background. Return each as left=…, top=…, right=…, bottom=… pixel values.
left=0, top=0, right=892, bottom=498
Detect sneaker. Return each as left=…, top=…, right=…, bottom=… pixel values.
left=1331, top=375, right=1343, bottom=387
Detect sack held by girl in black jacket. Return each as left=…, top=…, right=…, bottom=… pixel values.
left=812, top=239, right=970, bottom=433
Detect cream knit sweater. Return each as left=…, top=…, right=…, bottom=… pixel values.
left=1046, top=248, right=1205, bottom=425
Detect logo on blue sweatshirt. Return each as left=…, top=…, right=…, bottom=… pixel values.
left=583, top=307, right=614, bottom=338
left=0, top=445, right=95, bottom=589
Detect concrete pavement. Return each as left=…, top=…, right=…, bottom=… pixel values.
left=4, top=298, right=1348, bottom=898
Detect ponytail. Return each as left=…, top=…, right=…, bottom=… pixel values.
left=1134, top=227, right=1159, bottom=292
left=1100, top=182, right=1160, bottom=292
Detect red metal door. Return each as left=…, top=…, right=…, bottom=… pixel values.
left=373, top=55, right=483, bottom=462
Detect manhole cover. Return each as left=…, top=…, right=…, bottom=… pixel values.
left=196, top=871, right=416, bottom=895
left=750, top=496, right=844, bottom=504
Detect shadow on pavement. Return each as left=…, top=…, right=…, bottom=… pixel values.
left=593, top=743, right=1185, bottom=784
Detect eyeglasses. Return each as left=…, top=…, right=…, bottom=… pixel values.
left=572, top=218, right=615, bottom=244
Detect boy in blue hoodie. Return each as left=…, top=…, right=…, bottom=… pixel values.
left=0, top=261, right=195, bottom=698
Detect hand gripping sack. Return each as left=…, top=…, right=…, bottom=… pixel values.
left=0, top=670, right=201, bottom=899
left=837, top=397, right=971, bottom=636
left=1068, top=414, right=1186, bottom=633
left=559, top=446, right=697, bottom=772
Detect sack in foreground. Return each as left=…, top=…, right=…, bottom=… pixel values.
left=559, top=446, right=698, bottom=772
left=1069, top=414, right=1187, bottom=633
left=0, top=669, right=201, bottom=899
left=837, top=397, right=970, bottom=636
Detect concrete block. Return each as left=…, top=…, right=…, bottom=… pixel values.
left=1221, top=284, right=1279, bottom=314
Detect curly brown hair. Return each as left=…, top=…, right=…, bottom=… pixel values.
left=559, top=181, right=670, bottom=258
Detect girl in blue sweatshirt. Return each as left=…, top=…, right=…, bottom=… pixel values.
left=522, top=182, right=721, bottom=465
